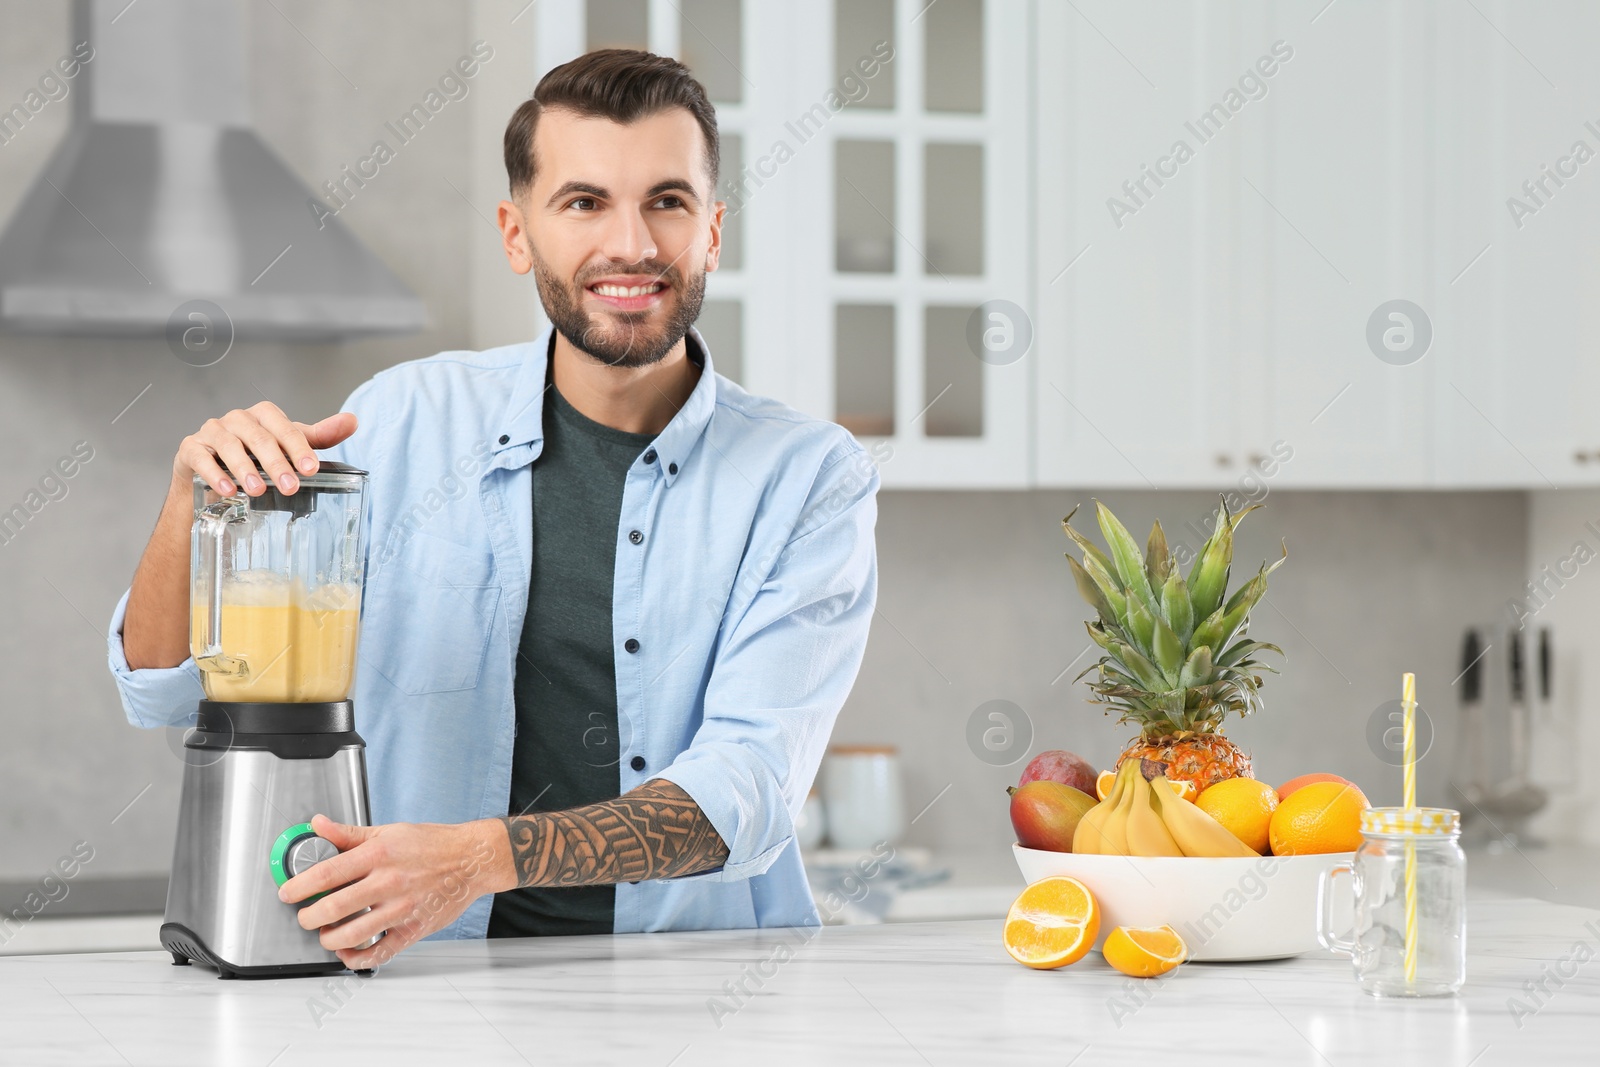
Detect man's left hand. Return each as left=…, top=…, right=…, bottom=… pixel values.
left=278, top=813, right=501, bottom=970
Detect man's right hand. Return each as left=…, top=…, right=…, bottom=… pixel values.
left=175, top=401, right=358, bottom=497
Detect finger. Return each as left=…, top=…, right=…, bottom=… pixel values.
left=178, top=435, right=236, bottom=497
left=221, top=408, right=298, bottom=495
left=309, top=812, right=375, bottom=851
left=281, top=841, right=374, bottom=906
left=296, top=872, right=386, bottom=933
left=197, top=418, right=266, bottom=497
left=251, top=401, right=319, bottom=477
left=338, top=923, right=418, bottom=971
left=319, top=898, right=407, bottom=952
left=299, top=412, right=358, bottom=451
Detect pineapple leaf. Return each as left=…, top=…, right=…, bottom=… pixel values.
left=1095, top=500, right=1159, bottom=613
left=1151, top=616, right=1186, bottom=685
left=1107, top=637, right=1170, bottom=692
left=1178, top=645, right=1214, bottom=688
left=1160, top=571, right=1194, bottom=643
left=1067, top=555, right=1117, bottom=626
left=1124, top=594, right=1158, bottom=658
left=1078, top=552, right=1130, bottom=627
left=1218, top=639, right=1283, bottom=667
left=1145, top=521, right=1173, bottom=587
left=1228, top=503, right=1264, bottom=530
left=1061, top=506, right=1118, bottom=578
left=1187, top=499, right=1234, bottom=622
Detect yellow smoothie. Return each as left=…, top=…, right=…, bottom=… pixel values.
left=192, top=574, right=361, bottom=702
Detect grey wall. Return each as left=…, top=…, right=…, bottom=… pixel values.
left=838, top=489, right=1530, bottom=872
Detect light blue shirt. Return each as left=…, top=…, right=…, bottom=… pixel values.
left=106, top=326, right=880, bottom=939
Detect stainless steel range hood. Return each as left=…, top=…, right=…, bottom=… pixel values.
left=0, top=0, right=428, bottom=341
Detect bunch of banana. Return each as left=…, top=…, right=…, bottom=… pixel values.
left=1072, top=759, right=1258, bottom=858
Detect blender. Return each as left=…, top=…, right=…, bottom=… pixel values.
left=161, top=461, right=379, bottom=979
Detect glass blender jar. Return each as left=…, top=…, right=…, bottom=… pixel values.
left=190, top=462, right=368, bottom=703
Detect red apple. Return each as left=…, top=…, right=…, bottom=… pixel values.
left=1008, top=781, right=1099, bottom=852
left=1018, top=749, right=1098, bottom=797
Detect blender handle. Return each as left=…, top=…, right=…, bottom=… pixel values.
left=1316, top=862, right=1356, bottom=958
left=194, top=498, right=248, bottom=676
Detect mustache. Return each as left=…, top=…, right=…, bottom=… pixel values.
left=575, top=259, right=683, bottom=287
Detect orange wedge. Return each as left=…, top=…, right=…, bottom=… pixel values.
left=1166, top=779, right=1197, bottom=802
left=1095, top=770, right=1116, bottom=801
left=1102, top=924, right=1188, bottom=978
left=1003, top=876, right=1101, bottom=970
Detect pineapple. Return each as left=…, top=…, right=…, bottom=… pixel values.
left=1062, top=499, right=1286, bottom=794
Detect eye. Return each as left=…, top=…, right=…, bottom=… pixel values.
left=654, top=195, right=686, bottom=209
left=568, top=197, right=598, bottom=211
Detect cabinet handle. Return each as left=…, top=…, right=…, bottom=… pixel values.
left=1247, top=452, right=1265, bottom=468
left=1576, top=451, right=1590, bottom=465
left=1215, top=453, right=1233, bottom=468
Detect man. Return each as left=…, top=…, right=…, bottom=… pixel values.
left=107, top=49, right=879, bottom=970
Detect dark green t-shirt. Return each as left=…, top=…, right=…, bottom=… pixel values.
left=487, top=365, right=655, bottom=938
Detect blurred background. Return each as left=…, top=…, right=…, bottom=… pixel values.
left=2, top=0, right=1598, bottom=941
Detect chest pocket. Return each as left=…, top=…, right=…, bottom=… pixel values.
left=363, top=530, right=501, bottom=695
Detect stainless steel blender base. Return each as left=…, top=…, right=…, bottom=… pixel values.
left=163, top=732, right=372, bottom=979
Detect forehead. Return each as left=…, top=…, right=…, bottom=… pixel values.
left=532, top=107, right=712, bottom=192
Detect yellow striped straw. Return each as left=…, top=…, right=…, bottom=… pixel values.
left=1402, top=672, right=1418, bottom=984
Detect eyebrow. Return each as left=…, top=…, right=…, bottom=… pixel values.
left=545, top=178, right=703, bottom=209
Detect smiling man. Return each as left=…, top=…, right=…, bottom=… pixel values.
left=108, top=50, right=880, bottom=968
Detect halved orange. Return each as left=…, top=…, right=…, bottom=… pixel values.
left=1003, top=876, right=1101, bottom=970
left=1095, top=770, right=1116, bottom=801
left=1102, top=924, right=1188, bottom=978
left=1166, top=779, right=1198, bottom=802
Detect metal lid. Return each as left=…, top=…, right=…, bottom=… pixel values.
left=194, top=459, right=366, bottom=517
left=1361, top=806, right=1460, bottom=837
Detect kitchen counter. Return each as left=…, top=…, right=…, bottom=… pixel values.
left=4, top=896, right=1597, bottom=1065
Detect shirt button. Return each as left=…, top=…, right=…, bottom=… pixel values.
left=630, top=755, right=646, bottom=771
left=498, top=434, right=509, bottom=445
left=624, top=638, right=640, bottom=653
left=643, top=449, right=657, bottom=464
left=668, top=462, right=678, bottom=475
left=628, top=530, right=643, bottom=545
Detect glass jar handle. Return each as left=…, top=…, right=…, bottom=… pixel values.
left=194, top=498, right=248, bottom=677
left=1316, top=862, right=1356, bottom=957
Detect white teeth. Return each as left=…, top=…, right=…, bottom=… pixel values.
left=592, top=283, right=663, bottom=297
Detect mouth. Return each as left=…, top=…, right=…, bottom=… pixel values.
left=585, top=277, right=668, bottom=312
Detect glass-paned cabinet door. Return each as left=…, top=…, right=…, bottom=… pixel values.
left=786, top=0, right=1034, bottom=487
left=531, top=1, right=1032, bottom=486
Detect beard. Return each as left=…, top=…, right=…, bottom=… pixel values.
left=531, top=247, right=706, bottom=369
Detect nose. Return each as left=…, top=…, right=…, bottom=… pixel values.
left=598, top=203, right=658, bottom=267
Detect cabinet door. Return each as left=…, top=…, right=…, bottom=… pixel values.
left=1236, top=1, right=1434, bottom=487
left=784, top=0, right=1035, bottom=488
left=1033, top=3, right=1246, bottom=489
left=1429, top=1, right=1600, bottom=488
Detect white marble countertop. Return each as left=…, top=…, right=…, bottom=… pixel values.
left=4, top=896, right=1597, bottom=1065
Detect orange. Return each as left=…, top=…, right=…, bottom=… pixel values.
left=1195, top=777, right=1279, bottom=854
left=1166, top=778, right=1197, bottom=802
left=1102, top=924, right=1188, bottom=978
left=1277, top=772, right=1353, bottom=801
left=1269, top=781, right=1369, bottom=855
left=1096, top=770, right=1115, bottom=801
left=1003, top=876, right=1101, bottom=969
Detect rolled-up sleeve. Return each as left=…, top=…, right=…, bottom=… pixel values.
left=654, top=443, right=879, bottom=881
left=106, top=587, right=205, bottom=729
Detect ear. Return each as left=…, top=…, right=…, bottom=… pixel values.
left=497, top=199, right=534, bottom=275
left=704, top=198, right=727, bottom=274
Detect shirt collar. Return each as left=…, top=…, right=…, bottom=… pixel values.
left=495, top=325, right=717, bottom=486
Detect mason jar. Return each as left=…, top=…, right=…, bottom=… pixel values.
left=1317, top=807, right=1466, bottom=997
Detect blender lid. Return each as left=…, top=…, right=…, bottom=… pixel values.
left=196, top=457, right=367, bottom=517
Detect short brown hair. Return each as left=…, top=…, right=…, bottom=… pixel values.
left=504, top=49, right=720, bottom=200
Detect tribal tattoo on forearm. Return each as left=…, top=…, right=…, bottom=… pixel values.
left=499, top=779, right=730, bottom=888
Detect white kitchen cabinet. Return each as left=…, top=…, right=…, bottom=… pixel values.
left=532, top=0, right=1036, bottom=490
left=1033, top=2, right=1437, bottom=490
left=1427, top=1, right=1600, bottom=489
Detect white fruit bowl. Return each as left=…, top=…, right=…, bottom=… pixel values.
left=1012, top=844, right=1355, bottom=962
